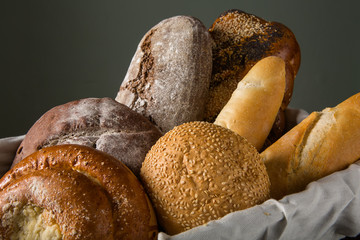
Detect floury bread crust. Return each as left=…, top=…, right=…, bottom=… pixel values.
left=261, top=93, right=360, bottom=199
left=116, top=16, right=212, bottom=133
left=1, top=145, right=158, bottom=239
left=141, top=121, right=270, bottom=235
left=12, top=98, right=162, bottom=177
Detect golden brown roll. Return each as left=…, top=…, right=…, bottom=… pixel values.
left=206, top=9, right=301, bottom=144
left=1, top=145, right=158, bottom=240
left=141, top=121, right=270, bottom=235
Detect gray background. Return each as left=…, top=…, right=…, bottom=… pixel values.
left=1, top=0, right=359, bottom=138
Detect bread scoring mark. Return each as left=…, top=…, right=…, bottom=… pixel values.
left=41, top=129, right=104, bottom=149
left=293, top=110, right=336, bottom=179
left=290, top=112, right=321, bottom=175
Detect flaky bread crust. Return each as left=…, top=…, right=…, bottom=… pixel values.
left=261, top=93, right=360, bottom=199
left=214, top=56, right=286, bottom=151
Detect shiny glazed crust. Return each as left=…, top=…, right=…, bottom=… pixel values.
left=1, top=145, right=158, bottom=239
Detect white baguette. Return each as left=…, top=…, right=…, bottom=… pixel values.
left=214, top=56, right=286, bottom=151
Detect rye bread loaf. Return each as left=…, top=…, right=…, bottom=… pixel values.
left=206, top=9, right=301, bottom=146
left=12, top=98, right=162, bottom=177
left=115, top=16, right=212, bottom=133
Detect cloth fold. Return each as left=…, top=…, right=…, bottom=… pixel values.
left=0, top=135, right=24, bottom=176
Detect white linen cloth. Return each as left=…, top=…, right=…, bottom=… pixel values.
left=0, top=135, right=24, bottom=176
left=1, top=108, right=359, bottom=240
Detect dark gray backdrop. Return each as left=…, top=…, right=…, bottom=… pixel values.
left=1, top=0, right=359, bottom=138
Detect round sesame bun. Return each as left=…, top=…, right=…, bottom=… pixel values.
left=140, top=121, right=270, bottom=235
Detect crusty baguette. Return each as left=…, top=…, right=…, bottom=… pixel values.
left=261, top=92, right=360, bottom=199
left=214, top=56, right=286, bottom=151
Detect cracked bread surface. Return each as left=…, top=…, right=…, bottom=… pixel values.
left=116, top=15, right=212, bottom=133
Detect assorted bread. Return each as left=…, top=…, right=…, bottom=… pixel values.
left=1, top=8, right=358, bottom=238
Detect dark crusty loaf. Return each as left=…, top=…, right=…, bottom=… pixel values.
left=206, top=9, right=301, bottom=145
left=115, top=15, right=213, bottom=133
left=12, top=97, right=162, bottom=176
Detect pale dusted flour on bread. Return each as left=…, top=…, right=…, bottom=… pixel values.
left=116, top=16, right=212, bottom=133
left=12, top=98, right=162, bottom=177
